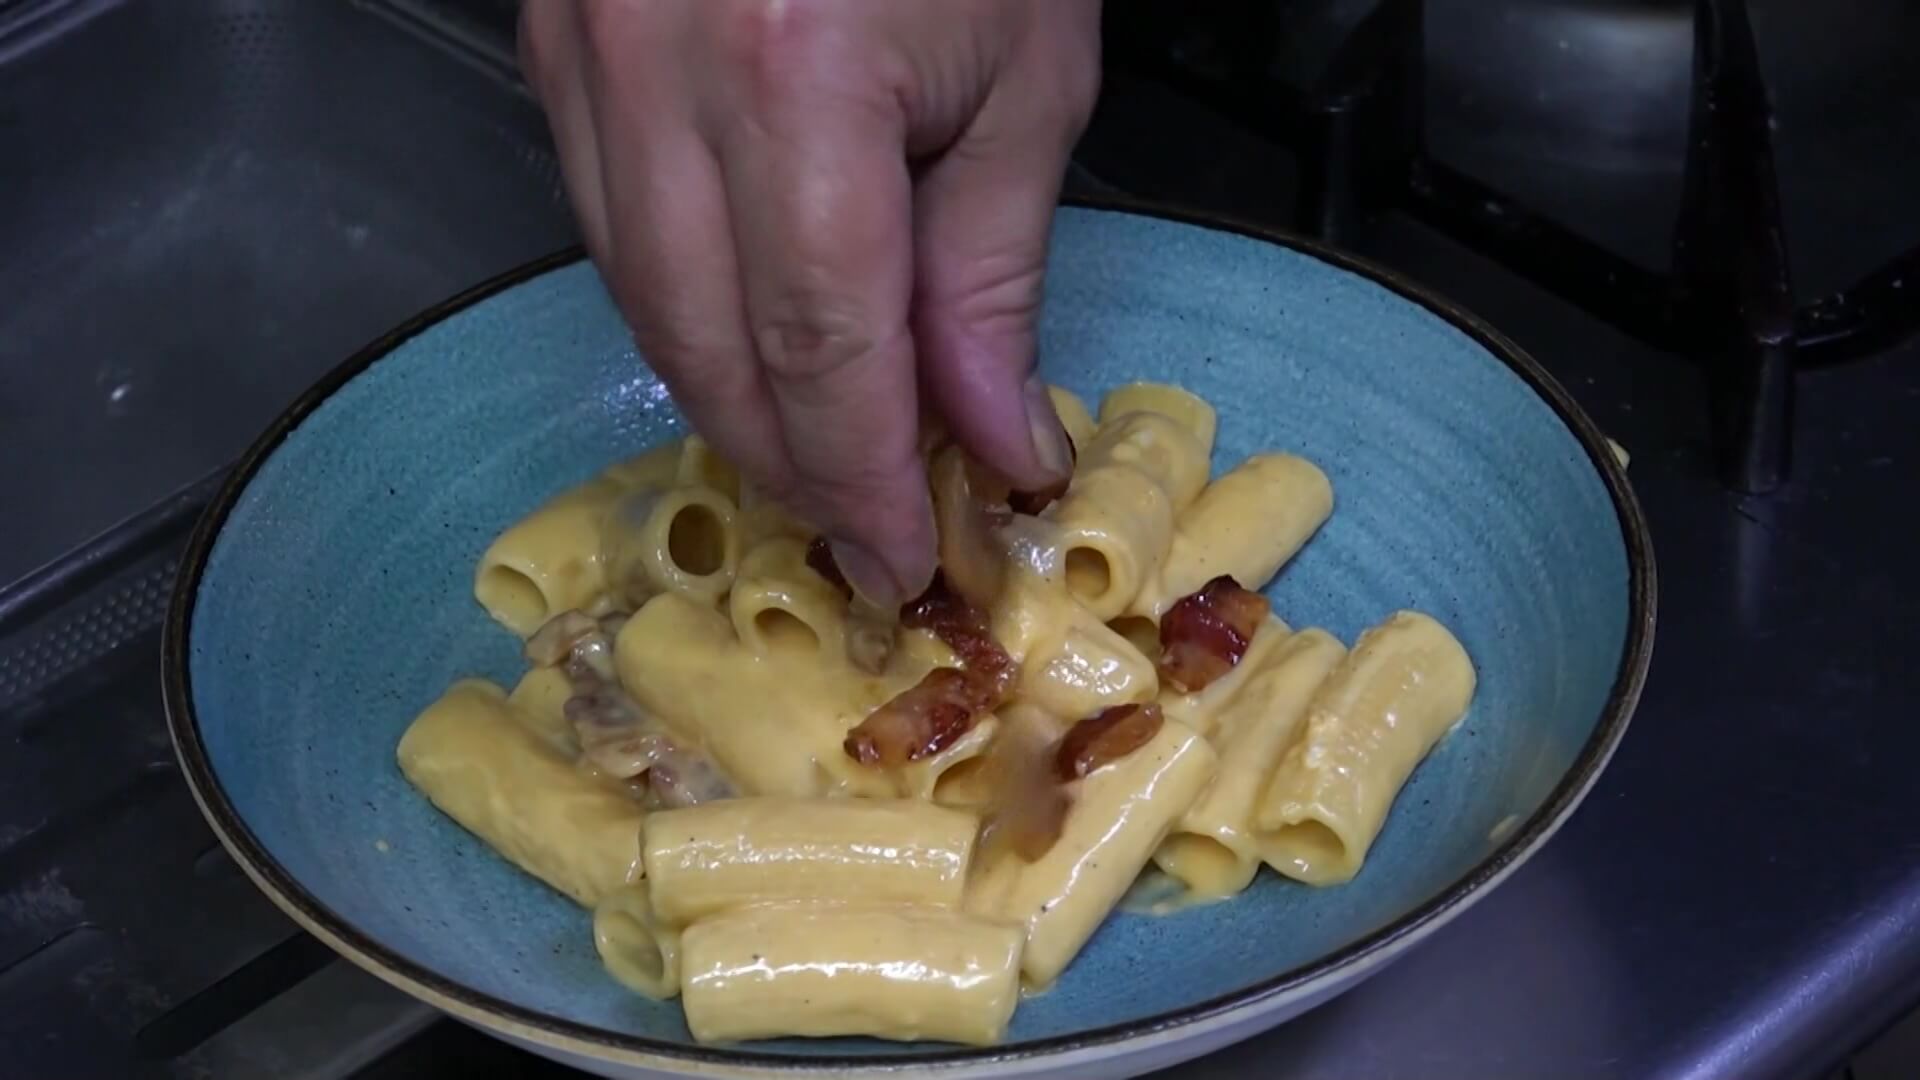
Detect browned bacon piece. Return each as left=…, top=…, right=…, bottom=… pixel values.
left=1054, top=702, right=1166, bottom=781
left=901, top=574, right=1016, bottom=697
left=1156, top=575, right=1271, bottom=693
left=844, top=573, right=1023, bottom=767
left=900, top=572, right=991, bottom=638
left=842, top=668, right=998, bottom=767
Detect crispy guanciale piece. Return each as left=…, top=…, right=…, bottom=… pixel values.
left=1054, top=703, right=1166, bottom=781
left=901, top=574, right=1016, bottom=697
left=842, top=667, right=999, bottom=767
left=1157, top=575, right=1271, bottom=692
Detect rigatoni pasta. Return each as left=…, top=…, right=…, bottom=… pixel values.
left=398, top=379, right=1477, bottom=1046
left=641, top=797, right=976, bottom=923
left=727, top=536, right=847, bottom=659
left=966, top=717, right=1218, bottom=987
left=592, top=885, right=682, bottom=1000
left=1130, top=453, right=1333, bottom=619
left=396, top=679, right=643, bottom=907
left=1046, top=459, right=1176, bottom=621
left=601, top=483, right=741, bottom=608
left=473, top=475, right=629, bottom=636
left=1153, top=627, right=1347, bottom=898
left=679, top=902, right=1024, bottom=1045
left=1256, top=611, right=1476, bottom=885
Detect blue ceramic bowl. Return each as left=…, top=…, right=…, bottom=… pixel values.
left=164, top=201, right=1653, bottom=1079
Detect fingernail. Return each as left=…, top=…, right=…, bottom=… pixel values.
left=1023, top=374, right=1074, bottom=481
left=829, top=538, right=905, bottom=609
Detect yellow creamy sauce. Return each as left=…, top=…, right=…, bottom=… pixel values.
left=399, top=381, right=1479, bottom=1045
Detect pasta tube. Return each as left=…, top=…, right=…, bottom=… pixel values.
left=1046, top=463, right=1176, bottom=621
left=728, top=537, right=847, bottom=660
left=1083, top=409, right=1212, bottom=511
left=1257, top=611, right=1476, bottom=885
left=896, top=716, right=999, bottom=801
left=395, top=679, right=643, bottom=907
left=474, top=476, right=626, bottom=636
left=680, top=902, right=1023, bottom=1045
left=593, top=885, right=682, bottom=1000
left=643, top=797, right=977, bottom=924
left=967, top=718, right=1217, bottom=987
left=602, top=483, right=741, bottom=608
left=616, top=593, right=932, bottom=798
left=1098, top=381, right=1218, bottom=461
left=673, top=434, right=741, bottom=501
left=1016, top=600, right=1159, bottom=720
left=1131, top=453, right=1333, bottom=619
left=503, top=664, right=575, bottom=755
left=1153, top=628, right=1346, bottom=898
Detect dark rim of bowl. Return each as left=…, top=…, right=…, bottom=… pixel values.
left=162, top=194, right=1656, bottom=1073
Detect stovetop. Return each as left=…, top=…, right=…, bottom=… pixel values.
left=2, top=1, right=1916, bottom=1078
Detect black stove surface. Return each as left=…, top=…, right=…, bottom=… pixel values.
left=3, top=2, right=1916, bottom=1078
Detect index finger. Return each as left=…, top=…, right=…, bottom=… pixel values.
left=718, top=98, right=934, bottom=606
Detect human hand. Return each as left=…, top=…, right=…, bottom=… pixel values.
left=520, top=0, right=1102, bottom=606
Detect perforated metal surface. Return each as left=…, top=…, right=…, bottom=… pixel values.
left=0, top=557, right=172, bottom=709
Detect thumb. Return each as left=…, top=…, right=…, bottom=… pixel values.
left=910, top=95, right=1087, bottom=492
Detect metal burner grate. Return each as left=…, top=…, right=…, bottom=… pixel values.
left=1104, top=0, right=1920, bottom=494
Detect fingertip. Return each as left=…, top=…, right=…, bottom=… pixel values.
left=913, top=309, right=1058, bottom=490
left=1019, top=372, right=1075, bottom=482
left=825, top=483, right=936, bottom=609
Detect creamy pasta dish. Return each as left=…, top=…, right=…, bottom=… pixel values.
left=396, top=381, right=1476, bottom=1045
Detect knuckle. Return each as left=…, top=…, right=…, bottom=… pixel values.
left=718, top=0, right=818, bottom=89
left=754, top=302, right=882, bottom=383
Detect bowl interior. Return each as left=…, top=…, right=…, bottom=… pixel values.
left=182, top=207, right=1632, bottom=1059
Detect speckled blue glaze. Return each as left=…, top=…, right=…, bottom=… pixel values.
left=180, top=207, right=1640, bottom=1068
